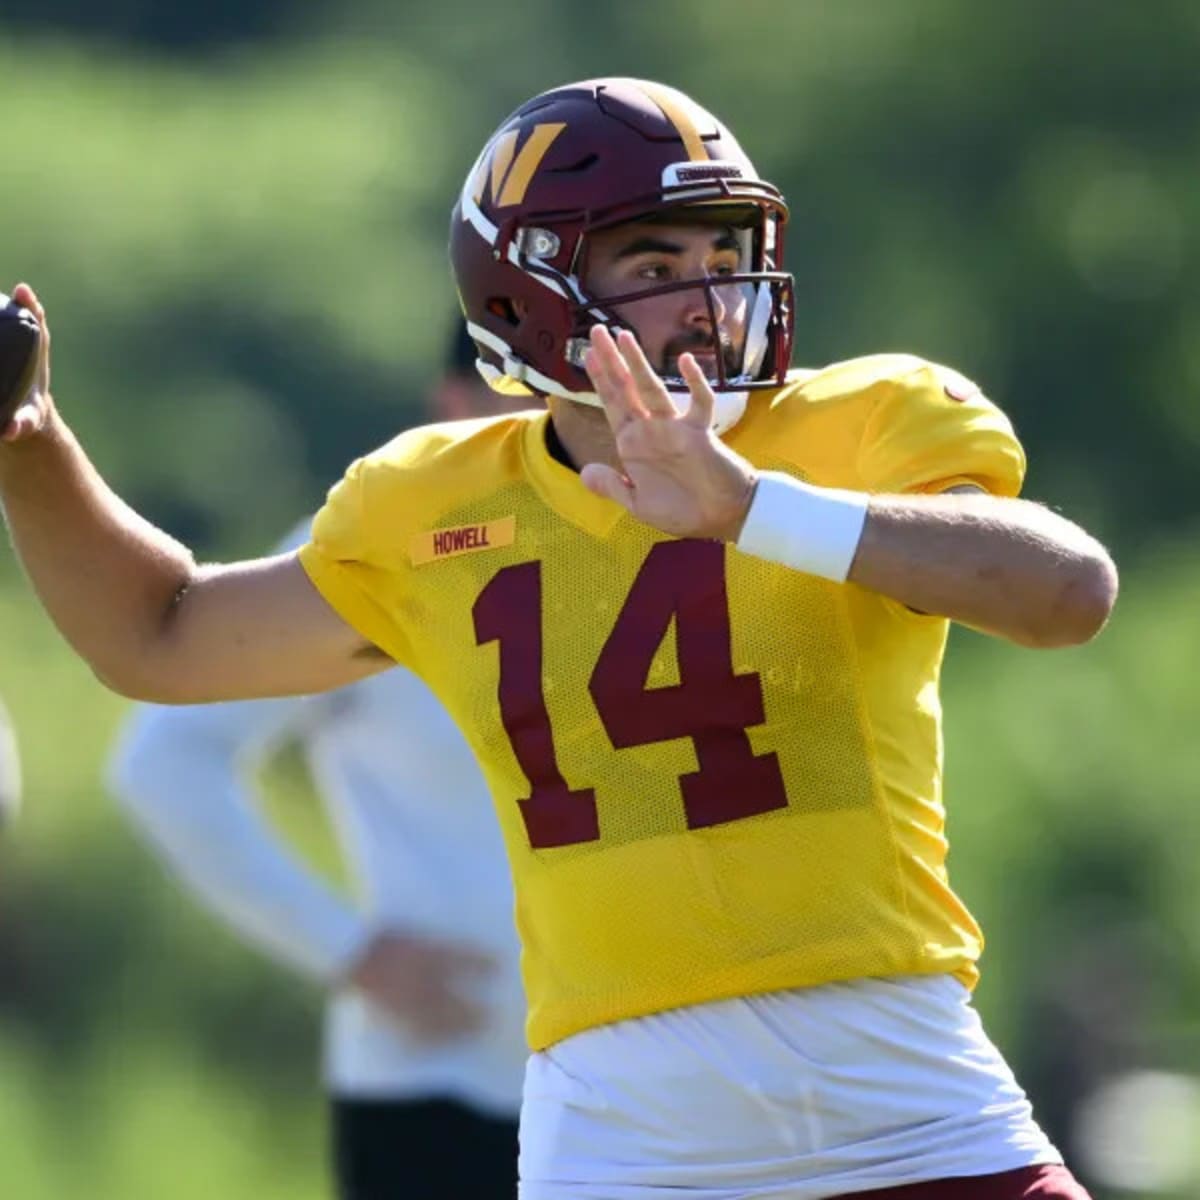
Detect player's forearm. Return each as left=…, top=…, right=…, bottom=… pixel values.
left=0, top=414, right=197, bottom=690
left=848, top=492, right=1118, bottom=647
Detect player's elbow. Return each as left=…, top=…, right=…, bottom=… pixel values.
left=91, top=661, right=177, bottom=703
left=89, top=631, right=199, bottom=703
left=1022, top=546, right=1119, bottom=648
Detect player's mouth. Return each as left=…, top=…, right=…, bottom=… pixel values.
left=661, top=325, right=742, bottom=384
left=664, top=344, right=735, bottom=384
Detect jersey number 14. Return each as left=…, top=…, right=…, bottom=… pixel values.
left=474, top=539, right=787, bottom=849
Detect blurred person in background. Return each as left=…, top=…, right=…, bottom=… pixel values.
left=106, top=324, right=531, bottom=1200
left=0, top=694, right=20, bottom=825
left=1, top=78, right=1118, bottom=1200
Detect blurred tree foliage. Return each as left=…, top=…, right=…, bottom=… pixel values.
left=1, top=2, right=1198, bottom=1197
left=2, top=0, right=1197, bottom=554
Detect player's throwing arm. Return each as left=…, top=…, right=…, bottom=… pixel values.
left=0, top=285, right=386, bottom=704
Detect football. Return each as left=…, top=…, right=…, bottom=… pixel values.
left=0, top=293, right=42, bottom=426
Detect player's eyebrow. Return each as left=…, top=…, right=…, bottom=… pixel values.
left=613, top=228, right=740, bottom=260
left=614, top=235, right=685, bottom=260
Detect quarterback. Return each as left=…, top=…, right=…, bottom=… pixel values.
left=0, top=79, right=1115, bottom=1198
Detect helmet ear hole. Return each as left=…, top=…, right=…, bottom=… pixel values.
left=487, top=297, right=521, bottom=326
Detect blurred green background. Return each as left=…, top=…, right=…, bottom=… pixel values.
left=1, top=2, right=1198, bottom=1196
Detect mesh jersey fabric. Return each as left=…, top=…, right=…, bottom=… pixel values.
left=299, top=354, right=1026, bottom=1050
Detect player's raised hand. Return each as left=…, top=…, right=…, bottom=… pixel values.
left=0, top=283, right=53, bottom=444
left=580, top=324, right=756, bottom=541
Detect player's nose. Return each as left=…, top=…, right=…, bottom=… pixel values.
left=682, top=282, right=725, bottom=328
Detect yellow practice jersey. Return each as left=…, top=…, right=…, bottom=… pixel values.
left=300, top=354, right=1026, bottom=1049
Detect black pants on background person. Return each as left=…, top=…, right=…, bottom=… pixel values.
left=332, top=1097, right=520, bottom=1199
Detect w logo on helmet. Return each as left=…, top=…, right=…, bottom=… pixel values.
left=470, top=123, right=566, bottom=210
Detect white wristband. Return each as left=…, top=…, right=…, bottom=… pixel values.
left=735, top=471, right=869, bottom=583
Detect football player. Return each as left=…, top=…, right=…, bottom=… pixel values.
left=1, top=78, right=1115, bottom=1199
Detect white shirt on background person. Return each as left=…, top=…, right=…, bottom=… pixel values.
left=107, top=522, right=527, bottom=1115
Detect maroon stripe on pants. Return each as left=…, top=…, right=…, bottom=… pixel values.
left=836, top=1165, right=1092, bottom=1199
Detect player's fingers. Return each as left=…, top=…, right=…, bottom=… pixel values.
left=678, top=353, right=716, bottom=429
left=7, top=283, right=51, bottom=399
left=585, top=325, right=645, bottom=427
left=614, top=329, right=675, bottom=418
left=1, top=400, right=46, bottom=443
left=2, top=416, right=34, bottom=444
left=584, top=324, right=631, bottom=389
left=580, top=462, right=636, bottom=512
left=11, top=284, right=45, bottom=326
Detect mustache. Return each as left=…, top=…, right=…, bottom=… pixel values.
left=660, top=329, right=738, bottom=378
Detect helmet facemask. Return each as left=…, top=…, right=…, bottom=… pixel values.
left=558, top=203, right=792, bottom=432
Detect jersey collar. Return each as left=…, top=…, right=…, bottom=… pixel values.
left=520, top=412, right=627, bottom=537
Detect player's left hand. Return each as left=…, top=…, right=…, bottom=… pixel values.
left=580, top=325, right=756, bottom=541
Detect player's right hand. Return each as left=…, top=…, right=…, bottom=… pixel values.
left=581, top=324, right=756, bottom=542
left=1, top=283, right=53, bottom=444
left=344, top=929, right=497, bottom=1044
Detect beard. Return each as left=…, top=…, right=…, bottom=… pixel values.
left=660, top=326, right=740, bottom=382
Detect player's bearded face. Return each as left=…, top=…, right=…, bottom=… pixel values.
left=660, top=319, right=742, bottom=383
left=583, top=220, right=751, bottom=386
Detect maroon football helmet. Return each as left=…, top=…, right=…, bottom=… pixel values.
left=449, top=78, right=793, bottom=433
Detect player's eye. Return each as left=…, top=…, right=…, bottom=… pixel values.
left=635, top=261, right=673, bottom=281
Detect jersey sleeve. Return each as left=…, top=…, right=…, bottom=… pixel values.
left=857, top=362, right=1026, bottom=497
left=298, top=457, right=418, bottom=670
